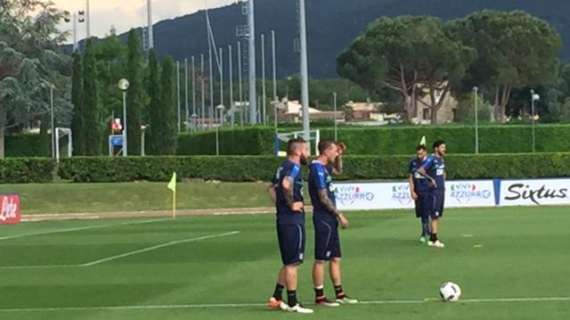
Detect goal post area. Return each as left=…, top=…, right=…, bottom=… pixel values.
left=274, top=129, right=320, bottom=157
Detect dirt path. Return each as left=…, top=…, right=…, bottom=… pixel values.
left=22, top=206, right=314, bottom=222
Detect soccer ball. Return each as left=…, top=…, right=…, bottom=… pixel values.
left=439, top=282, right=462, bottom=302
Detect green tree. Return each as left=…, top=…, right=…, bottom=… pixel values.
left=338, top=16, right=474, bottom=123
left=93, top=27, right=127, bottom=136
left=82, top=39, right=102, bottom=155
left=147, top=50, right=162, bottom=155
left=0, top=0, right=70, bottom=158
left=448, top=10, right=562, bottom=122
left=70, top=52, right=84, bottom=155
left=159, top=57, right=177, bottom=154
left=126, top=29, right=145, bottom=155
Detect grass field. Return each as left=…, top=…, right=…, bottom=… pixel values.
left=1, top=206, right=569, bottom=319
left=0, top=182, right=272, bottom=214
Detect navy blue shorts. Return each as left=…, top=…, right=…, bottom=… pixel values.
left=277, top=223, right=306, bottom=266
left=430, top=190, right=445, bottom=219
left=415, top=192, right=431, bottom=219
left=313, top=218, right=341, bottom=261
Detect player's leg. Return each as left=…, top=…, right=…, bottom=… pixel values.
left=329, top=229, right=358, bottom=304
left=417, top=193, right=431, bottom=243
left=313, top=220, right=339, bottom=307
left=428, top=191, right=445, bottom=248
left=282, top=224, right=313, bottom=313
left=268, top=267, right=287, bottom=309
left=268, top=224, right=289, bottom=310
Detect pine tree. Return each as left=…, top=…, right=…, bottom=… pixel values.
left=147, top=50, right=162, bottom=155
left=159, top=57, right=178, bottom=154
left=70, top=52, right=84, bottom=155
left=82, top=39, right=102, bottom=155
left=126, top=29, right=144, bottom=155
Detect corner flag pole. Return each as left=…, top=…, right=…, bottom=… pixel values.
left=168, top=172, right=177, bottom=219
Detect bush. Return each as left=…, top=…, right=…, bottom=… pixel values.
left=177, top=127, right=275, bottom=155
left=57, top=153, right=570, bottom=183
left=0, top=158, right=55, bottom=183
left=58, top=156, right=283, bottom=182
left=177, top=124, right=570, bottom=155
left=5, top=134, right=50, bottom=157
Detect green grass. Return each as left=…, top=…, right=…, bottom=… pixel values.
left=0, top=182, right=273, bottom=214
left=1, top=206, right=569, bottom=319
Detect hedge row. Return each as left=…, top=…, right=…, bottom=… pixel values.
left=5, top=134, right=50, bottom=157
left=10, top=125, right=570, bottom=157
left=177, top=125, right=570, bottom=155
left=52, top=153, right=570, bottom=183
left=177, top=127, right=275, bottom=155
left=0, top=158, right=55, bottom=183
left=1, top=153, right=569, bottom=184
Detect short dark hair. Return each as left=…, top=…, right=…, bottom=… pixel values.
left=287, top=138, right=306, bottom=156
left=433, top=140, right=446, bottom=149
left=318, top=140, right=336, bottom=154
left=416, top=145, right=427, bottom=151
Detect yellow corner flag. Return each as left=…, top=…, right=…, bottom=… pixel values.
left=419, top=136, right=427, bottom=146
left=168, top=172, right=177, bottom=219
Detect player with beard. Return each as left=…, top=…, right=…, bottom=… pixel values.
left=267, top=138, right=314, bottom=314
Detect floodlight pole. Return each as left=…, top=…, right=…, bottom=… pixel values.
left=530, top=89, right=540, bottom=153
left=176, top=61, right=181, bottom=132
left=299, top=0, right=311, bottom=151
left=248, top=0, right=257, bottom=124
left=201, top=54, right=206, bottom=130
left=261, top=33, right=267, bottom=125
left=50, top=85, right=55, bottom=159
left=237, top=41, right=244, bottom=126
left=333, top=92, right=338, bottom=141
left=474, top=87, right=479, bottom=154
left=229, top=45, right=234, bottom=126
left=122, top=91, right=128, bottom=156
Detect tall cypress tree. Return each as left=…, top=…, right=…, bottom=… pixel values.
left=70, top=52, right=84, bottom=155
left=147, top=50, right=162, bottom=155
left=82, top=39, right=102, bottom=155
left=126, top=29, right=144, bottom=155
left=159, top=57, right=177, bottom=155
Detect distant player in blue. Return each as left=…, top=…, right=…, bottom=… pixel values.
left=309, top=140, right=358, bottom=307
left=408, top=145, right=430, bottom=244
left=266, top=138, right=313, bottom=314
left=418, top=140, right=448, bottom=248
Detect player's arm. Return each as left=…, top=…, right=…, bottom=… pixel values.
left=408, top=174, right=418, bottom=200
left=332, top=142, right=346, bottom=176
left=314, top=167, right=349, bottom=228
left=417, top=158, right=438, bottom=188
left=282, top=168, right=303, bottom=212
left=267, top=184, right=277, bottom=204
left=317, top=189, right=349, bottom=228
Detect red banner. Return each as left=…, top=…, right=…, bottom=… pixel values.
left=0, top=194, right=21, bottom=225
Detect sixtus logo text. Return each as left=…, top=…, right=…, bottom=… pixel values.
left=505, top=183, right=568, bottom=205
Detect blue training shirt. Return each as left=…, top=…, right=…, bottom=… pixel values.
left=421, top=155, right=446, bottom=191
left=273, top=160, right=305, bottom=225
left=409, top=157, right=430, bottom=193
left=308, top=160, right=337, bottom=223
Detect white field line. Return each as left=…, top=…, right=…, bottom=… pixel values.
left=0, top=231, right=239, bottom=270
left=0, top=219, right=168, bottom=241
left=0, top=296, right=569, bottom=313
left=80, top=231, right=240, bottom=267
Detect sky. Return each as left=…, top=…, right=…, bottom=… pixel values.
left=52, top=0, right=234, bottom=40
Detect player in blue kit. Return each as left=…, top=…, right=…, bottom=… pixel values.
left=418, top=140, right=447, bottom=248
left=408, top=145, right=431, bottom=243
left=266, top=138, right=314, bottom=314
left=309, top=140, right=358, bottom=307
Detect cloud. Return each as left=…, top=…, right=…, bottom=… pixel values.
left=52, top=0, right=235, bottom=40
